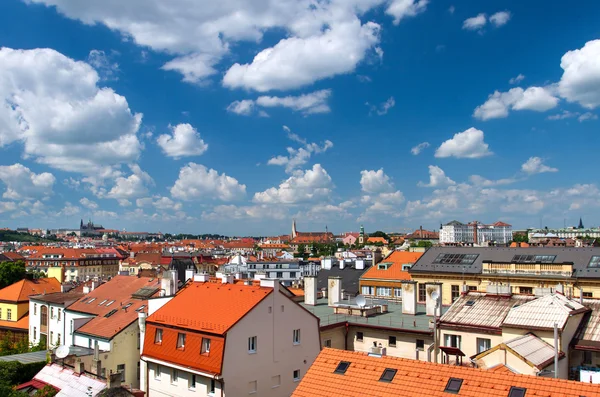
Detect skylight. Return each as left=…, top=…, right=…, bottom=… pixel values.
left=136, top=305, right=146, bottom=312
left=106, top=300, right=115, bottom=306
left=334, top=361, right=350, bottom=375
left=508, top=386, right=526, bottom=397
left=512, top=255, right=556, bottom=264
left=444, top=378, right=463, bottom=394
left=588, top=256, right=600, bottom=268
left=464, top=300, right=475, bottom=307
left=379, top=368, right=397, bottom=383
left=433, top=253, right=479, bottom=265
left=86, top=298, right=96, bottom=304
left=104, top=309, right=118, bottom=318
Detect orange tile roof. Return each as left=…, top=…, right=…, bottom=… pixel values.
left=0, top=313, right=29, bottom=331
left=147, top=282, right=273, bottom=334
left=67, top=276, right=160, bottom=339
left=360, top=251, right=422, bottom=281
left=292, top=348, right=600, bottom=397
left=1, top=252, right=25, bottom=261
left=367, top=237, right=388, bottom=244
left=288, top=288, right=305, bottom=297
left=488, top=364, right=516, bottom=374
left=0, top=278, right=61, bottom=303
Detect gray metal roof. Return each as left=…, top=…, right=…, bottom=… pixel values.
left=409, top=246, right=600, bottom=278
left=317, top=265, right=369, bottom=296
left=574, top=299, right=600, bottom=345
left=0, top=350, right=48, bottom=364
left=505, top=333, right=558, bottom=368
left=502, top=294, right=586, bottom=330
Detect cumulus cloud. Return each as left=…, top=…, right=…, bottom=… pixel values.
left=0, top=47, right=142, bottom=175
left=547, top=110, right=598, bottom=122
left=360, top=169, right=395, bottom=194
left=226, top=100, right=255, bottom=116
left=54, top=202, right=80, bottom=217
left=386, top=0, right=428, bottom=25
left=418, top=165, right=456, bottom=187
left=435, top=127, right=492, bottom=159
left=0, top=163, right=55, bottom=200
left=366, top=96, right=396, bottom=115
left=87, top=50, right=119, bottom=81
left=171, top=163, right=246, bottom=201
left=152, top=196, right=182, bottom=211
left=473, top=87, right=559, bottom=120
left=0, top=201, right=18, bottom=214
left=462, top=14, right=487, bottom=30
left=79, top=197, right=99, bottom=210
left=229, top=90, right=332, bottom=116
left=509, top=74, right=525, bottom=84
left=411, top=142, right=430, bottom=155
left=489, top=11, right=511, bottom=27
left=202, top=204, right=289, bottom=221
left=106, top=164, right=154, bottom=200
left=359, top=168, right=404, bottom=220
left=558, top=39, right=600, bottom=109
left=267, top=127, right=333, bottom=174
left=254, top=164, right=333, bottom=204
left=156, top=123, right=208, bottom=158
left=521, top=157, right=558, bottom=174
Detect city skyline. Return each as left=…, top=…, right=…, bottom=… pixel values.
left=0, top=0, right=599, bottom=235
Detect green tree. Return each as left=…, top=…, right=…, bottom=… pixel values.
left=33, top=385, right=58, bottom=397
left=296, top=244, right=305, bottom=254
left=0, top=384, right=27, bottom=397
left=369, top=231, right=390, bottom=242
left=410, top=241, right=433, bottom=248
left=0, top=261, right=26, bottom=289
left=512, top=233, right=529, bottom=243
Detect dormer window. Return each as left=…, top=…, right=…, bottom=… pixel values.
left=154, top=328, right=163, bottom=344
left=177, top=333, right=186, bottom=350
left=201, top=338, right=211, bottom=355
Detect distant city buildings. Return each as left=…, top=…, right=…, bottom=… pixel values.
left=439, top=220, right=512, bottom=245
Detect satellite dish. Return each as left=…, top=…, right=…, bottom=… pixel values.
left=431, top=290, right=440, bottom=302
left=356, top=295, right=367, bottom=307
left=55, top=345, right=70, bottom=359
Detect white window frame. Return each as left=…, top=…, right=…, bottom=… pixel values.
left=293, top=329, right=301, bottom=345
left=248, top=336, right=257, bottom=353
left=293, top=369, right=301, bottom=382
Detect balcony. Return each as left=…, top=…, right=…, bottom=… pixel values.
left=482, top=262, right=573, bottom=278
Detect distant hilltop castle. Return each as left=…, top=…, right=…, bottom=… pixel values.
left=80, top=219, right=104, bottom=237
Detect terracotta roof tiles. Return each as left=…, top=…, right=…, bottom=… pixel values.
left=360, top=252, right=422, bottom=281
left=0, top=277, right=61, bottom=303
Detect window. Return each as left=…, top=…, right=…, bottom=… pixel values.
left=394, top=288, right=402, bottom=298
left=137, top=333, right=140, bottom=349
left=513, top=255, right=556, bottom=264
left=57, top=309, right=61, bottom=321
left=104, top=309, right=118, bottom=318
left=444, top=378, right=463, bottom=394
left=271, top=375, right=280, bottom=388
left=87, top=298, right=96, bottom=304
left=0, top=308, right=2, bottom=319
left=7, top=309, right=11, bottom=321
left=583, top=292, right=593, bottom=298
left=361, top=286, right=374, bottom=295
left=137, top=362, right=140, bottom=380
left=418, top=283, right=426, bottom=302
left=106, top=300, right=115, bottom=306
left=276, top=272, right=283, bottom=278
left=416, top=339, right=424, bottom=350
left=293, top=369, right=300, bottom=382
left=281, top=305, right=285, bottom=312
left=117, top=364, right=125, bottom=382
left=583, top=351, right=592, bottom=365
left=519, top=286, right=533, bottom=295
left=34, top=304, right=37, bottom=315
left=202, top=338, right=211, bottom=354
left=177, top=333, right=186, bottom=349
left=476, top=338, right=491, bottom=354
left=50, top=331, right=53, bottom=343
left=433, top=253, right=479, bottom=265
left=51, top=307, right=54, bottom=318
left=248, top=336, right=257, bottom=353
left=356, top=332, right=363, bottom=342
left=334, top=361, right=350, bottom=374
left=293, top=329, right=301, bottom=345
left=508, top=386, right=527, bottom=397
left=190, top=374, right=196, bottom=389
left=248, top=380, right=257, bottom=394
left=451, top=285, right=460, bottom=301
left=388, top=336, right=397, bottom=347
left=589, top=256, right=600, bottom=268
left=324, top=339, right=332, bottom=348
left=444, top=334, right=461, bottom=349
left=33, top=327, right=37, bottom=340
left=377, top=287, right=391, bottom=297
left=57, top=334, right=61, bottom=345
left=210, top=379, right=216, bottom=395
left=154, top=328, right=163, bottom=344
left=171, top=368, right=178, bottom=384
left=468, top=286, right=477, bottom=291
left=154, top=364, right=161, bottom=380
left=379, top=368, right=397, bottom=383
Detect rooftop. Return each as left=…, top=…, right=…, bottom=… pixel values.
left=360, top=251, right=422, bottom=281
left=29, top=363, right=106, bottom=397
left=30, top=290, right=85, bottom=305
left=292, top=348, right=600, bottom=397
left=504, top=333, right=561, bottom=368
left=0, top=277, right=61, bottom=303
left=573, top=299, right=600, bottom=350
left=502, top=293, right=587, bottom=331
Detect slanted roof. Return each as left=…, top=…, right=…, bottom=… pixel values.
left=0, top=313, right=29, bottom=331
left=440, top=292, right=536, bottom=331
left=361, top=251, right=422, bottom=282
left=0, top=277, right=61, bottom=303
left=505, top=333, right=562, bottom=369
left=31, top=363, right=106, bottom=397
left=317, top=265, right=368, bottom=297
left=573, top=299, right=600, bottom=350
left=30, top=291, right=84, bottom=305
left=502, top=294, right=587, bottom=331
left=292, top=348, right=600, bottom=397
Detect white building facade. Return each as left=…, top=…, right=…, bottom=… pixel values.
left=440, top=221, right=513, bottom=245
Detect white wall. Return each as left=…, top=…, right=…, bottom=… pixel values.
left=29, top=300, right=67, bottom=348
left=147, top=361, right=221, bottom=397
left=63, top=310, right=94, bottom=347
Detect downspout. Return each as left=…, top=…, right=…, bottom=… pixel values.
left=344, top=322, right=349, bottom=351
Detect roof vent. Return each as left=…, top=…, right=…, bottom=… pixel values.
left=508, top=387, right=527, bottom=397
left=334, top=361, right=350, bottom=375
left=379, top=368, right=397, bottom=383
left=444, top=378, right=463, bottom=394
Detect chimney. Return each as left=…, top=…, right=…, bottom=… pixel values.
left=328, top=276, right=342, bottom=306
left=259, top=278, right=277, bottom=289
left=185, top=267, right=195, bottom=282
left=130, top=251, right=135, bottom=258
left=401, top=281, right=417, bottom=315
left=74, top=362, right=85, bottom=375
left=107, top=372, right=122, bottom=389
left=161, top=270, right=177, bottom=296
left=253, top=273, right=266, bottom=281
left=193, top=273, right=210, bottom=282
left=221, top=274, right=234, bottom=284
left=461, top=284, right=468, bottom=295
left=321, top=258, right=332, bottom=270
left=355, top=260, right=365, bottom=270
left=304, top=276, right=317, bottom=305
left=91, top=281, right=98, bottom=291
left=555, top=283, right=565, bottom=294
left=83, top=285, right=90, bottom=294
left=91, top=342, right=102, bottom=377
left=419, top=226, right=423, bottom=238
left=339, top=260, right=345, bottom=270
left=425, top=283, right=442, bottom=317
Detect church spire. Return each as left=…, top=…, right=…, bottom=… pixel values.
left=578, top=217, right=584, bottom=229
left=292, top=219, right=297, bottom=239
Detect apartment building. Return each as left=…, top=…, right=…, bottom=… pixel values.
left=140, top=276, right=321, bottom=396
left=29, top=289, right=84, bottom=349
left=409, top=247, right=600, bottom=305
left=292, top=348, right=600, bottom=397
left=440, top=220, right=513, bottom=245
left=359, top=251, right=422, bottom=300
left=63, top=275, right=162, bottom=388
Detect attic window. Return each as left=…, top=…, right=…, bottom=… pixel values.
left=508, top=387, right=527, bottom=397
left=177, top=333, right=186, bottom=350
left=87, top=298, right=96, bottom=304
left=379, top=368, right=397, bottom=383
left=378, top=263, right=390, bottom=270
left=106, top=300, right=115, bottom=306
left=512, top=255, right=556, bottom=264
left=434, top=253, right=478, bottom=265
left=99, top=299, right=107, bottom=305
left=122, top=303, right=133, bottom=310
left=104, top=309, right=118, bottom=318
left=444, top=378, right=463, bottom=394
left=136, top=305, right=146, bottom=312
left=464, top=300, right=475, bottom=307
left=588, top=256, right=600, bottom=268
left=334, top=361, right=351, bottom=375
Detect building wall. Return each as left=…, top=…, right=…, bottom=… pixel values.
left=29, top=300, right=67, bottom=348
left=147, top=362, right=220, bottom=397
left=100, top=321, right=142, bottom=389
left=438, top=328, right=503, bottom=360
left=349, top=326, right=433, bottom=361
left=0, top=302, right=27, bottom=321
left=221, top=288, right=321, bottom=397
left=319, top=326, right=346, bottom=350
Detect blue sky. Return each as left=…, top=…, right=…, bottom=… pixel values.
left=0, top=0, right=599, bottom=236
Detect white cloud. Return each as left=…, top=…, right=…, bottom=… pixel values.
left=367, top=96, right=396, bottom=116
left=418, top=165, right=456, bottom=187
left=0, top=163, right=55, bottom=200
left=254, top=164, right=333, bottom=204
left=227, top=90, right=332, bottom=116
left=55, top=202, right=80, bottom=217
left=469, top=175, right=517, bottom=187
left=171, top=163, right=246, bottom=201
left=117, top=199, right=132, bottom=207
left=358, top=168, right=404, bottom=220
left=360, top=169, right=395, bottom=194
left=558, top=39, right=600, bottom=109
left=435, top=127, right=492, bottom=159
left=579, top=112, right=598, bottom=122
left=0, top=48, right=142, bottom=175
left=267, top=127, right=333, bottom=174
left=0, top=202, right=17, bottom=214
left=448, top=5, right=455, bottom=14
left=411, top=142, right=430, bottom=155
left=202, top=204, right=289, bottom=221
left=106, top=164, right=154, bottom=200
left=87, top=50, right=119, bottom=81
left=226, top=100, right=255, bottom=116
left=463, top=13, right=487, bottom=30
left=136, top=197, right=153, bottom=208
left=521, top=157, right=558, bottom=174
left=223, top=19, right=381, bottom=92
left=79, top=197, right=99, bottom=210
left=473, top=87, right=559, bottom=120
left=547, top=110, right=579, bottom=120
left=156, top=123, right=208, bottom=158
left=386, top=0, right=428, bottom=25
left=93, top=210, right=118, bottom=219
left=152, top=196, right=182, bottom=211
left=489, top=11, right=511, bottom=27
left=509, top=74, right=525, bottom=84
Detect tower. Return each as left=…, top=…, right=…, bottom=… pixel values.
left=578, top=217, right=584, bottom=229
left=292, top=219, right=297, bottom=239
left=359, top=224, right=365, bottom=245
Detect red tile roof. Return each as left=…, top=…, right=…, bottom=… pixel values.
left=360, top=251, right=422, bottom=281
left=367, top=237, right=388, bottom=244
left=292, top=348, right=600, bottom=397
left=0, top=277, right=61, bottom=303
left=0, top=313, right=29, bottom=330
left=1, top=252, right=25, bottom=261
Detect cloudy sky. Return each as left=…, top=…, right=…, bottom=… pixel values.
left=0, top=0, right=599, bottom=235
